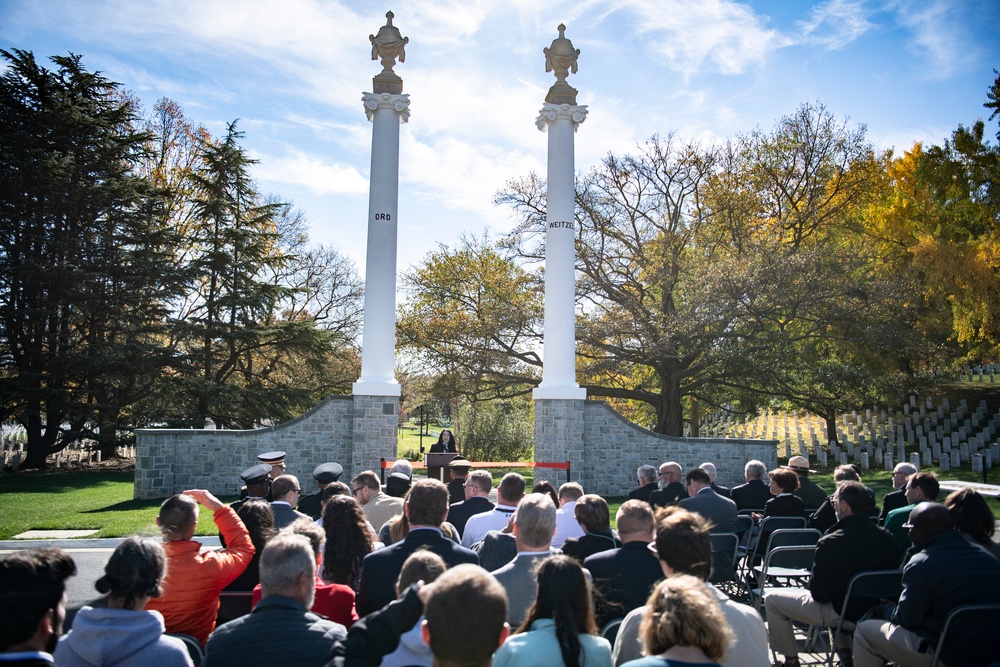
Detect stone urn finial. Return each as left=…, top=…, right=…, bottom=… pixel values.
left=370, top=11, right=409, bottom=94
left=543, top=23, right=580, bottom=105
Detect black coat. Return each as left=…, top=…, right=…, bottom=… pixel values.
left=879, top=488, right=907, bottom=525
left=648, top=482, right=688, bottom=508
left=355, top=528, right=479, bottom=616
left=297, top=492, right=323, bottom=520
left=561, top=531, right=622, bottom=563
left=447, top=496, right=495, bottom=538
left=628, top=482, right=659, bottom=503
left=730, top=479, right=772, bottom=511
left=584, top=541, right=664, bottom=626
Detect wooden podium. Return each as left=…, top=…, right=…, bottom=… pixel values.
left=425, top=452, right=460, bottom=482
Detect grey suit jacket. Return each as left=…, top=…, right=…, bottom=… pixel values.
left=271, top=501, right=310, bottom=530
left=678, top=488, right=738, bottom=533
left=491, top=553, right=550, bottom=628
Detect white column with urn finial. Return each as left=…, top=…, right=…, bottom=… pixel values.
left=353, top=11, right=409, bottom=398
left=533, top=24, right=587, bottom=401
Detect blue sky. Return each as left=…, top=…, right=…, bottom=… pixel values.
left=2, top=0, right=998, bottom=273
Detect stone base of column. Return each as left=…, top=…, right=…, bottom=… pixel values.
left=352, top=394, right=400, bottom=477
left=352, top=381, right=402, bottom=397
left=532, top=386, right=586, bottom=400
left=534, top=398, right=586, bottom=485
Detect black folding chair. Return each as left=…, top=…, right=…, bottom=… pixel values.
left=749, top=544, right=816, bottom=612
left=820, top=569, right=903, bottom=666
left=930, top=603, right=1000, bottom=667
left=709, top=532, right=740, bottom=592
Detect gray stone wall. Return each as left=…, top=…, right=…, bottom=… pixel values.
left=534, top=398, right=778, bottom=497
left=134, top=395, right=397, bottom=500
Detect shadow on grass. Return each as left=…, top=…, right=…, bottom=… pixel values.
left=81, top=498, right=162, bottom=513
left=0, top=469, right=135, bottom=493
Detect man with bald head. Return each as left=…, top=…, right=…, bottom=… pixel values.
left=853, top=502, right=1000, bottom=667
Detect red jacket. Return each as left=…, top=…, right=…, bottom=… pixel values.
left=251, top=577, right=359, bottom=628
left=146, top=506, right=254, bottom=645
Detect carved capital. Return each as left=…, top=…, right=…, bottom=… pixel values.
left=535, top=103, right=588, bottom=132
left=362, top=92, right=411, bottom=124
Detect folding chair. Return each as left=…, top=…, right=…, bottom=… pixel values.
left=600, top=617, right=624, bottom=645
left=709, top=532, right=740, bottom=592
left=166, top=633, right=205, bottom=666
left=741, top=527, right=820, bottom=597
left=930, top=603, right=1000, bottom=667
left=217, top=590, right=255, bottom=624
left=822, top=569, right=903, bottom=666
left=748, top=544, right=816, bottom=612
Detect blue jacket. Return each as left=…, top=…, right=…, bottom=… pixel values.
left=892, top=529, right=1000, bottom=667
left=493, top=618, right=612, bottom=667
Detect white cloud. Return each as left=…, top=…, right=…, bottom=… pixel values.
left=252, top=150, right=369, bottom=195
left=797, top=0, right=875, bottom=49
left=891, top=0, right=975, bottom=79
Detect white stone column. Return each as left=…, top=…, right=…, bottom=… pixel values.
left=533, top=103, right=587, bottom=400
left=353, top=92, right=409, bottom=397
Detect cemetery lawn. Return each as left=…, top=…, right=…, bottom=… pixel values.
left=1, top=463, right=998, bottom=540
left=0, top=469, right=236, bottom=540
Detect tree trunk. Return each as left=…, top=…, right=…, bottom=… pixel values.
left=656, top=376, right=685, bottom=437
left=688, top=398, right=701, bottom=437
left=824, top=410, right=839, bottom=447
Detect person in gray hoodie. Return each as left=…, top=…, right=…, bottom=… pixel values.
left=55, top=537, right=192, bottom=667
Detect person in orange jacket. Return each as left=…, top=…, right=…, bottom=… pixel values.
left=146, top=489, right=255, bottom=646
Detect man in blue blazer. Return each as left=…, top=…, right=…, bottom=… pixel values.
left=730, top=460, right=773, bottom=511
left=356, top=479, right=479, bottom=616
left=447, top=470, right=496, bottom=539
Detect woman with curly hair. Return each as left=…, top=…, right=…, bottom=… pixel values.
left=622, top=574, right=734, bottom=666
left=54, top=537, right=193, bottom=666
left=493, top=554, right=612, bottom=667
left=322, top=494, right=375, bottom=590
left=224, top=499, right=275, bottom=593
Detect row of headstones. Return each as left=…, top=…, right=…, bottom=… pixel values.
left=959, top=363, right=999, bottom=383
left=701, top=394, right=1000, bottom=469
left=1, top=440, right=136, bottom=472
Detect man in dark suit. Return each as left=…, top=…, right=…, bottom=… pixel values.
left=584, top=499, right=662, bottom=626
left=730, top=460, right=772, bottom=511
left=628, top=464, right=659, bottom=502
left=649, top=461, right=689, bottom=508
left=355, top=479, right=479, bottom=616
left=446, top=456, right=471, bottom=504
left=297, top=462, right=343, bottom=520
left=679, top=468, right=738, bottom=533
left=878, top=462, right=916, bottom=525
left=700, top=461, right=731, bottom=498
left=447, top=470, right=495, bottom=538
left=270, top=475, right=310, bottom=530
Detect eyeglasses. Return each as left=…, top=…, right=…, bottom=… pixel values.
left=351, top=487, right=363, bottom=496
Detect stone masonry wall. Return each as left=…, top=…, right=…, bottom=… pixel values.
left=534, top=398, right=778, bottom=498
left=134, top=395, right=376, bottom=500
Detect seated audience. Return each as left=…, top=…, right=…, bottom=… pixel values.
left=329, top=564, right=510, bottom=667
left=945, top=487, right=1000, bottom=559
left=561, top=494, right=622, bottom=562
left=621, top=575, right=734, bottom=667
left=269, top=474, right=309, bottom=530
left=807, top=465, right=876, bottom=534
left=386, top=459, right=413, bottom=498
left=531, top=479, right=560, bottom=507
left=552, top=482, right=586, bottom=548
left=785, top=455, right=828, bottom=509
left=0, top=547, right=77, bottom=666
left=352, top=470, right=404, bottom=533
left=252, top=518, right=358, bottom=628
left=55, top=537, right=192, bottom=667
left=447, top=469, right=495, bottom=539
left=700, top=461, right=731, bottom=498
left=146, top=489, right=255, bottom=646
left=629, top=465, right=660, bottom=503
left=379, top=551, right=448, bottom=667
left=884, top=471, right=940, bottom=555
left=853, top=502, right=1000, bottom=667
left=356, top=479, right=479, bottom=616
left=462, top=472, right=525, bottom=548
left=766, top=482, right=899, bottom=667
left=648, top=462, right=688, bottom=508
left=493, top=555, right=612, bottom=667
left=878, top=462, right=917, bottom=525
left=678, top=467, right=737, bottom=533
left=612, top=507, right=769, bottom=667
left=759, top=468, right=805, bottom=519
left=321, top=495, right=375, bottom=591
left=204, top=534, right=346, bottom=667
left=492, top=493, right=559, bottom=627
left=379, top=492, right=461, bottom=547
left=730, top=460, right=772, bottom=511
left=585, top=500, right=663, bottom=627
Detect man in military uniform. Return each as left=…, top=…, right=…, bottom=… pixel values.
left=232, top=464, right=272, bottom=513
left=446, top=456, right=471, bottom=505
left=239, top=451, right=287, bottom=502
left=297, top=462, right=344, bottom=520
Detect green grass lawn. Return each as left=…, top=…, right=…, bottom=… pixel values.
left=0, top=469, right=234, bottom=540
left=1, top=461, right=996, bottom=539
